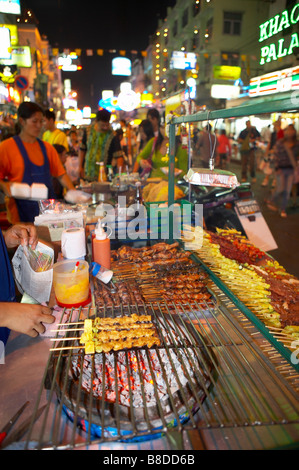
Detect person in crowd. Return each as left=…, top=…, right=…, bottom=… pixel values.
left=261, top=124, right=271, bottom=145
left=238, top=120, right=261, bottom=183
left=136, top=119, right=155, bottom=155
left=195, top=124, right=219, bottom=169
left=133, top=125, right=188, bottom=181
left=120, top=120, right=136, bottom=168
left=78, top=109, right=124, bottom=180
left=42, top=109, right=69, bottom=151
left=217, top=129, right=231, bottom=170
left=64, top=130, right=80, bottom=183
left=0, top=102, right=75, bottom=224
left=267, top=124, right=299, bottom=218
left=261, top=120, right=284, bottom=188
left=67, top=129, right=79, bottom=157
left=0, top=223, right=54, bottom=345
left=239, top=121, right=261, bottom=180
left=191, top=127, right=202, bottom=167
left=147, top=108, right=163, bottom=139
left=52, top=144, right=67, bottom=199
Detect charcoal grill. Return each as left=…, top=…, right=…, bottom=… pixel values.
left=22, top=278, right=299, bottom=450
left=35, top=303, right=216, bottom=446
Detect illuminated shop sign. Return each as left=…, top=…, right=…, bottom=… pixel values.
left=0, top=24, right=18, bottom=46
left=170, top=51, right=197, bottom=70
left=58, top=54, right=82, bottom=72
left=213, top=65, right=241, bottom=81
left=117, top=82, right=140, bottom=112
left=0, top=45, right=32, bottom=67
left=0, top=65, right=18, bottom=84
left=249, top=66, right=299, bottom=97
left=140, top=91, right=154, bottom=106
left=0, top=27, right=11, bottom=60
left=259, top=3, right=299, bottom=65
left=0, top=0, right=21, bottom=14
left=211, top=84, right=240, bottom=100
left=112, top=57, right=132, bottom=76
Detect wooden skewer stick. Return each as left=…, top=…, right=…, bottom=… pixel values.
left=51, top=327, right=84, bottom=333
left=50, top=345, right=82, bottom=352
left=50, top=337, right=81, bottom=341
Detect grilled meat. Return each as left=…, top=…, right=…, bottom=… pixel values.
left=80, top=316, right=161, bottom=353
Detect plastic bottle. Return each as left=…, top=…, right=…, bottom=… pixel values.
left=89, top=262, right=113, bottom=284
left=107, top=165, right=114, bottom=182
left=92, top=222, right=111, bottom=269
left=135, top=182, right=143, bottom=208
left=98, top=162, right=107, bottom=182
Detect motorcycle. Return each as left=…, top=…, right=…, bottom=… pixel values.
left=178, top=180, right=254, bottom=235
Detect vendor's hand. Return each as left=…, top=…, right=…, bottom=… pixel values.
left=1, top=303, right=55, bottom=337
left=4, top=224, right=38, bottom=250
left=0, top=180, right=12, bottom=197
left=80, top=167, right=85, bottom=179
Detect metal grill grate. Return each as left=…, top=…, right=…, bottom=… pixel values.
left=24, top=284, right=299, bottom=450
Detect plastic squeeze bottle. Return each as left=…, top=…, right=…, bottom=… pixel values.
left=92, top=222, right=111, bottom=269
left=89, top=262, right=113, bottom=284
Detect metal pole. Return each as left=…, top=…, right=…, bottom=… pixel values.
left=168, top=116, right=176, bottom=243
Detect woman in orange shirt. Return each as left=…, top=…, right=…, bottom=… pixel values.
left=0, top=102, right=74, bottom=223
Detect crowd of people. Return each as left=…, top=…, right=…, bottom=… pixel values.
left=191, top=118, right=299, bottom=218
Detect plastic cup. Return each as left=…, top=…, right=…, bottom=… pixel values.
left=53, top=259, right=90, bottom=307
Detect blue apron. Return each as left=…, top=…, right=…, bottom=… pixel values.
left=0, top=229, right=16, bottom=345
left=13, top=136, right=56, bottom=223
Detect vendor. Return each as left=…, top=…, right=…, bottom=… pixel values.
left=133, top=127, right=188, bottom=181
left=0, top=102, right=75, bottom=224
left=0, top=224, right=54, bottom=346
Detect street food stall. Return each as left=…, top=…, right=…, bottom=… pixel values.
left=0, top=96, right=298, bottom=451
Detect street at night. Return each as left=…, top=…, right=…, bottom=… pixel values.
left=0, top=0, right=299, bottom=454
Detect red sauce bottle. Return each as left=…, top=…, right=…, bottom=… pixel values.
left=92, top=223, right=111, bottom=269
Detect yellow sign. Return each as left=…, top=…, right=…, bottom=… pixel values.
left=0, top=24, right=18, bottom=45
left=141, top=92, right=153, bottom=106
left=0, top=46, right=32, bottom=67
left=165, top=93, right=182, bottom=116
left=213, top=65, right=241, bottom=80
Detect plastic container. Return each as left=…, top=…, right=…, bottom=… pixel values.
left=92, top=222, right=111, bottom=269
left=89, top=262, right=113, bottom=284
left=53, top=259, right=90, bottom=307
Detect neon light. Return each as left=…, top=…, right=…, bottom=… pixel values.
left=259, top=4, right=299, bottom=42
left=260, top=33, right=299, bottom=65
left=250, top=66, right=299, bottom=97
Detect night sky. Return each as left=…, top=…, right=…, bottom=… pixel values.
left=22, top=0, right=176, bottom=109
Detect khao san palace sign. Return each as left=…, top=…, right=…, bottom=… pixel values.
left=259, top=3, right=299, bottom=65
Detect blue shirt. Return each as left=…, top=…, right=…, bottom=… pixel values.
left=0, top=229, right=16, bottom=345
